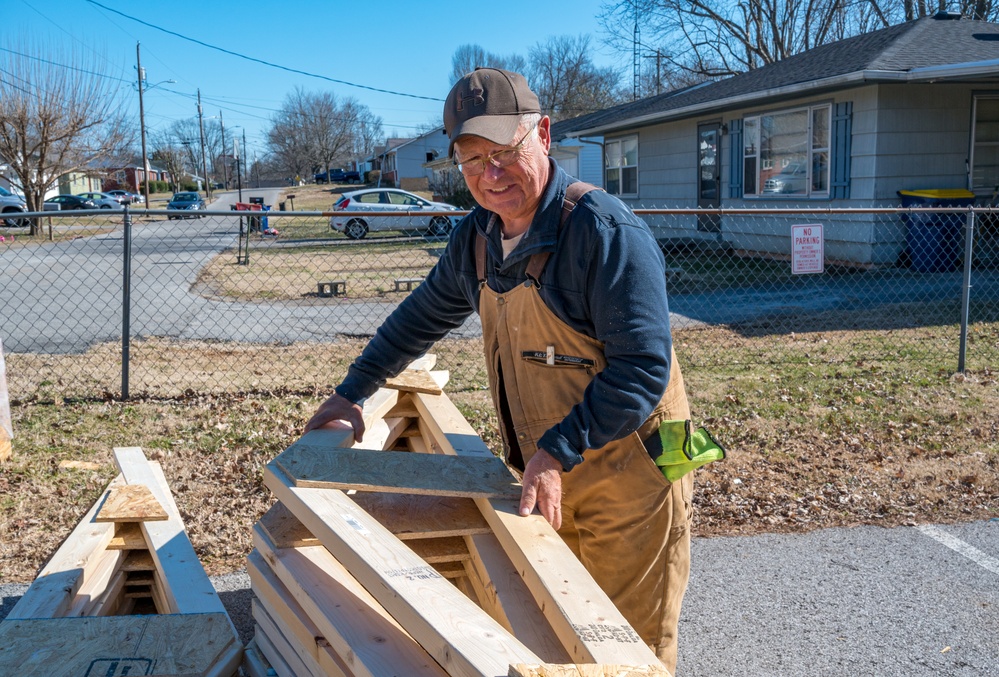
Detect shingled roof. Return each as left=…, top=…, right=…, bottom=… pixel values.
left=552, top=14, right=999, bottom=139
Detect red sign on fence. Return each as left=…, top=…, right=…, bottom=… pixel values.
left=792, top=224, right=824, bottom=274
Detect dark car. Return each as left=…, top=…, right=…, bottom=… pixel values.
left=166, top=191, right=206, bottom=219
left=44, top=195, right=99, bottom=211
left=315, top=169, right=361, bottom=184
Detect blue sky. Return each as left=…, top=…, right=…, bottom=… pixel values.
left=7, top=0, right=627, bottom=160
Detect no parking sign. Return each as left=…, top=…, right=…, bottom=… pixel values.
left=792, top=224, right=824, bottom=274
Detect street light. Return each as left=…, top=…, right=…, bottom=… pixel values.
left=136, top=42, right=175, bottom=208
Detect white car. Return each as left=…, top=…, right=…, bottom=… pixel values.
left=77, top=192, right=125, bottom=210
left=106, top=190, right=145, bottom=206
left=329, top=188, right=461, bottom=239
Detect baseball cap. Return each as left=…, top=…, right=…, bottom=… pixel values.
left=443, top=68, right=541, bottom=157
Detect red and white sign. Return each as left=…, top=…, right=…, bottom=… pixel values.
left=791, top=224, right=824, bottom=274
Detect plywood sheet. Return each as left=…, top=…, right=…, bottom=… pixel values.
left=0, top=613, right=238, bottom=677
left=349, top=492, right=491, bottom=540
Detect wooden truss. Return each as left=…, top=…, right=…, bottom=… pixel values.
left=0, top=447, right=242, bottom=677
left=248, top=357, right=670, bottom=677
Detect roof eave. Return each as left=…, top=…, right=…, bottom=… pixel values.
left=566, top=64, right=999, bottom=137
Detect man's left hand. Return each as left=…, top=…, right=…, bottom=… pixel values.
left=519, top=449, right=563, bottom=530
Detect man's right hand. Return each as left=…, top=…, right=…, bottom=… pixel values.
left=304, top=392, right=365, bottom=441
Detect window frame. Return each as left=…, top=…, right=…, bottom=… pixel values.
left=742, top=103, right=832, bottom=199
left=604, top=135, right=639, bottom=197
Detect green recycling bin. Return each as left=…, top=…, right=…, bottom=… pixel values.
left=898, top=189, right=975, bottom=272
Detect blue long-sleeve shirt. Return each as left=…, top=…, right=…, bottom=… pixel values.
left=336, top=161, right=673, bottom=470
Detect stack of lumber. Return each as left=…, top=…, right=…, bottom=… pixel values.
left=0, top=447, right=242, bottom=677
left=247, top=357, right=670, bottom=677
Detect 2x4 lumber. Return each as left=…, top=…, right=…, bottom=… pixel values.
left=253, top=624, right=297, bottom=677
left=275, top=443, right=521, bottom=499
left=6, top=475, right=124, bottom=620
left=251, top=524, right=447, bottom=677
left=264, top=462, right=542, bottom=677
left=355, top=415, right=411, bottom=452
left=107, top=521, right=149, bottom=550
left=411, top=391, right=662, bottom=667
left=64, top=547, right=126, bottom=617
left=509, top=666, right=670, bottom=677
left=94, top=484, right=169, bottom=523
left=121, top=549, right=155, bottom=572
left=242, top=639, right=273, bottom=677
left=0, top=613, right=239, bottom=676
left=464, top=532, right=571, bottom=664
left=112, top=447, right=229, bottom=618
left=407, top=536, right=471, bottom=564
left=252, top=600, right=327, bottom=677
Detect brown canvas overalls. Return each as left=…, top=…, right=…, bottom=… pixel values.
left=475, top=199, right=693, bottom=671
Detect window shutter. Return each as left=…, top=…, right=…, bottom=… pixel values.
left=728, top=119, right=743, bottom=198
left=831, top=102, right=852, bottom=200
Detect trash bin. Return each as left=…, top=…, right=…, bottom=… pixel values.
left=248, top=196, right=265, bottom=205
left=898, top=189, right=975, bottom=272
left=234, top=202, right=263, bottom=232
left=278, top=202, right=286, bottom=211
left=260, top=204, right=271, bottom=232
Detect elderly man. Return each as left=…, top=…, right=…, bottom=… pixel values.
left=305, top=68, right=693, bottom=671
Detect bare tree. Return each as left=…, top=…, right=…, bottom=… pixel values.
left=598, top=0, right=996, bottom=84
left=0, top=42, right=133, bottom=234
left=149, top=131, right=187, bottom=191
left=527, top=35, right=626, bottom=121
left=265, top=88, right=382, bottom=180
left=449, top=44, right=528, bottom=84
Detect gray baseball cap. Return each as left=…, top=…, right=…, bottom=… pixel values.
left=443, top=68, right=541, bottom=157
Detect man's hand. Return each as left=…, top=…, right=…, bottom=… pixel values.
left=519, top=449, right=563, bottom=530
left=304, top=392, right=365, bottom=441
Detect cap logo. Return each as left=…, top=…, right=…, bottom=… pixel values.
left=456, top=87, right=484, bottom=112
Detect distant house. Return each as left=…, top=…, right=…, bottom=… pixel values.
left=57, top=171, right=103, bottom=195
left=561, top=13, right=999, bottom=266
left=99, top=159, right=172, bottom=192
left=378, top=128, right=449, bottom=191
left=549, top=120, right=605, bottom=188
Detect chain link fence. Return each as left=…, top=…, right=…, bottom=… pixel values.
left=1, top=205, right=996, bottom=402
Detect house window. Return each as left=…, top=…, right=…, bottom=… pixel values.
left=605, top=136, right=638, bottom=196
left=742, top=104, right=831, bottom=197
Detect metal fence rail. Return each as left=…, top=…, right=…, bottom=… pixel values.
left=1, top=206, right=996, bottom=401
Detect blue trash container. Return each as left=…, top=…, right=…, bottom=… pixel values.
left=898, top=189, right=975, bottom=272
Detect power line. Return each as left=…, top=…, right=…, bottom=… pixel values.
left=85, top=0, right=445, bottom=102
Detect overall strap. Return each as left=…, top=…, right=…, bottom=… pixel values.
left=476, top=181, right=602, bottom=285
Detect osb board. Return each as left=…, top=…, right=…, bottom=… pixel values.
left=0, top=613, right=238, bottom=676
left=95, top=484, right=169, bottom=523
left=384, top=369, right=443, bottom=395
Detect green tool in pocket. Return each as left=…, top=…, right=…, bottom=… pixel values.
left=651, top=419, right=726, bottom=482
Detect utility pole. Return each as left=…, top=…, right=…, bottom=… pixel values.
left=197, top=89, right=210, bottom=199
left=136, top=42, right=150, bottom=207
left=242, top=129, right=248, bottom=193
left=219, top=111, right=228, bottom=190
left=235, top=135, right=243, bottom=203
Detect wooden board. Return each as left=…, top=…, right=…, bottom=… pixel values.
left=0, top=613, right=238, bottom=676
left=94, top=484, right=169, bottom=522
left=252, top=524, right=448, bottom=677
left=113, top=447, right=232, bottom=619
left=6, top=476, right=123, bottom=619
left=411, top=391, right=664, bottom=668
left=264, top=462, right=542, bottom=677
left=509, top=665, right=670, bottom=677
left=350, top=492, right=492, bottom=540
left=275, top=443, right=522, bottom=499
left=385, top=368, right=444, bottom=395
left=107, top=521, right=149, bottom=550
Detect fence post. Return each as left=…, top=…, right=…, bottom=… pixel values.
left=958, top=208, right=975, bottom=373
left=121, top=205, right=132, bottom=399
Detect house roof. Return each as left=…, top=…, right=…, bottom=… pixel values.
left=383, top=127, right=448, bottom=154
left=558, top=14, right=999, bottom=138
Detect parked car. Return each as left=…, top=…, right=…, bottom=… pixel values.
left=106, top=190, right=145, bottom=205
left=77, top=191, right=125, bottom=210
left=329, top=188, right=461, bottom=239
left=315, top=169, right=361, bottom=184
left=762, top=163, right=808, bottom=194
left=44, top=195, right=98, bottom=211
left=0, top=185, right=28, bottom=227
left=166, top=191, right=206, bottom=219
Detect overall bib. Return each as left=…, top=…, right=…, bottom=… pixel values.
left=477, top=231, right=693, bottom=671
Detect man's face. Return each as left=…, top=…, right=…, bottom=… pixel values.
left=454, top=116, right=552, bottom=228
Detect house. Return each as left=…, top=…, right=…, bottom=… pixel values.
left=561, top=13, right=999, bottom=266
left=377, top=128, right=450, bottom=191
left=549, top=119, right=605, bottom=189
left=99, top=159, right=172, bottom=193
left=57, top=171, right=103, bottom=195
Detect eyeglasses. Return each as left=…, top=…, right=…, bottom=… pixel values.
left=454, top=126, right=537, bottom=176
